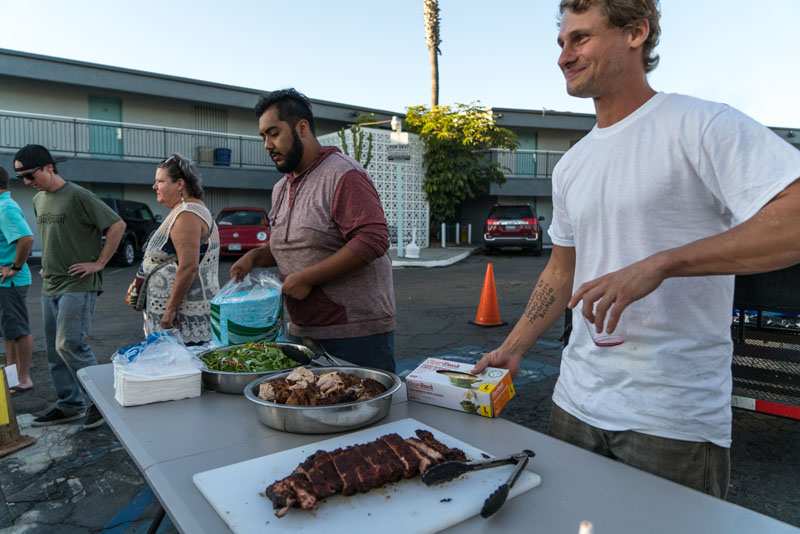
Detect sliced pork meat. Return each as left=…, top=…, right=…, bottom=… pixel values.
left=330, top=446, right=366, bottom=496
left=293, top=450, right=342, bottom=499
left=359, top=441, right=403, bottom=484
left=259, top=381, right=292, bottom=403
left=317, top=372, right=346, bottom=396
left=361, top=378, right=387, bottom=398
left=286, top=367, right=316, bottom=387
left=370, top=440, right=406, bottom=482
left=265, top=474, right=317, bottom=517
left=265, top=430, right=467, bottom=517
left=379, top=433, right=421, bottom=478
left=407, top=437, right=446, bottom=464
left=416, top=429, right=468, bottom=462
left=257, top=367, right=388, bottom=406
left=265, top=478, right=296, bottom=512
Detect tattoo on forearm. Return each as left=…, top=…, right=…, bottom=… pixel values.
left=524, top=280, right=556, bottom=324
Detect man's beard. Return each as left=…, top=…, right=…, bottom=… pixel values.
left=274, top=130, right=304, bottom=173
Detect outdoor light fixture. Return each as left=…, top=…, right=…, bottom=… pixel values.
left=391, top=115, right=402, bottom=132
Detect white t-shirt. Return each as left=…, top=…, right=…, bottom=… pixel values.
left=548, top=92, right=800, bottom=447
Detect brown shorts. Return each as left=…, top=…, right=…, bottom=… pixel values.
left=0, top=284, right=30, bottom=340
left=549, top=402, right=730, bottom=498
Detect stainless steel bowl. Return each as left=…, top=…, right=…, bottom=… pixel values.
left=244, top=366, right=402, bottom=434
left=198, top=342, right=316, bottom=395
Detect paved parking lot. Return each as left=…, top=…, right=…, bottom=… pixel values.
left=1, top=252, right=799, bottom=532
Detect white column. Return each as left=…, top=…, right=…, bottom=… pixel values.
left=397, top=164, right=405, bottom=257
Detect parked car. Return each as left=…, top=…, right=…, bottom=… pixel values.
left=217, top=207, right=270, bottom=257
left=482, top=204, right=545, bottom=255
left=101, top=198, right=161, bottom=267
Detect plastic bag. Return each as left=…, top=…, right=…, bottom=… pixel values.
left=210, top=268, right=283, bottom=346
left=112, top=330, right=202, bottom=378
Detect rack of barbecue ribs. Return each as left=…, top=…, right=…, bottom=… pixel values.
left=266, top=429, right=468, bottom=517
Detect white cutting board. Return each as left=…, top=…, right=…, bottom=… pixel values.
left=193, top=418, right=541, bottom=534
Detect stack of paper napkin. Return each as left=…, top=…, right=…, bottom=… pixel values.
left=112, top=331, right=202, bottom=407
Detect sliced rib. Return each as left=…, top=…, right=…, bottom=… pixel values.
left=379, top=433, right=421, bottom=478
left=415, top=429, right=468, bottom=462
left=294, top=450, right=342, bottom=499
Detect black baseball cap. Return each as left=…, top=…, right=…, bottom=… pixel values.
left=13, top=144, right=65, bottom=173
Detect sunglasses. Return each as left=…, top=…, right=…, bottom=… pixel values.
left=159, top=154, right=192, bottom=180
left=15, top=167, right=40, bottom=181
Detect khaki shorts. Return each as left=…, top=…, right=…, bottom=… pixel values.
left=550, top=402, right=730, bottom=498
left=0, top=284, right=31, bottom=340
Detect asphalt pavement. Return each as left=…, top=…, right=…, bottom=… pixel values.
left=1, top=251, right=798, bottom=532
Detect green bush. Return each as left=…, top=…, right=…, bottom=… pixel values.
left=406, top=104, right=517, bottom=224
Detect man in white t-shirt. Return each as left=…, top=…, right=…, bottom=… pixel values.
left=473, top=0, right=800, bottom=498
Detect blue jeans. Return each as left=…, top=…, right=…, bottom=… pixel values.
left=317, top=332, right=396, bottom=373
left=42, top=292, right=98, bottom=414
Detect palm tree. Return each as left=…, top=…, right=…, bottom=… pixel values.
left=423, top=0, right=442, bottom=107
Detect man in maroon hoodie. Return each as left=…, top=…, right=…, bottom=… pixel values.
left=231, top=88, right=396, bottom=372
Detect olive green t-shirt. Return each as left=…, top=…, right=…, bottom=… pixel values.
left=33, top=182, right=121, bottom=295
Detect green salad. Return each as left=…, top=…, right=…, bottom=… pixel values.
left=202, top=342, right=298, bottom=373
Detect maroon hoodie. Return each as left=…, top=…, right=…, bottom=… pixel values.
left=268, top=147, right=395, bottom=339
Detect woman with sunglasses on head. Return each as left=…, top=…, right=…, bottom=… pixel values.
left=131, top=154, right=220, bottom=344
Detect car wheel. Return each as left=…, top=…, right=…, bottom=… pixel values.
left=119, top=239, right=136, bottom=267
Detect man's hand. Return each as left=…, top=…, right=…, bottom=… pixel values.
left=68, top=262, right=104, bottom=278
left=471, top=347, right=524, bottom=377
left=568, top=255, right=668, bottom=334
left=282, top=271, right=313, bottom=300
left=0, top=266, right=17, bottom=283
left=230, top=254, right=255, bottom=282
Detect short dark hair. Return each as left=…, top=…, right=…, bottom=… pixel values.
left=559, top=0, right=661, bottom=73
left=0, top=167, right=8, bottom=189
left=254, top=88, right=316, bottom=134
left=158, top=153, right=204, bottom=199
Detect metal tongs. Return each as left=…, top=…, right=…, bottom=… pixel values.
left=301, top=337, right=356, bottom=367
left=421, top=449, right=536, bottom=518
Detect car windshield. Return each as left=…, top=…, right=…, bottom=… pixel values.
left=121, top=202, right=154, bottom=221
left=489, top=206, right=533, bottom=219
left=217, top=210, right=265, bottom=226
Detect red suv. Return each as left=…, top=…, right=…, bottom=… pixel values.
left=483, top=204, right=545, bottom=255
left=217, top=207, right=270, bottom=257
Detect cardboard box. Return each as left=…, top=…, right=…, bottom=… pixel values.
left=405, top=358, right=516, bottom=417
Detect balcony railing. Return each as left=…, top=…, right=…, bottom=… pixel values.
left=0, top=109, right=274, bottom=168
left=487, top=148, right=565, bottom=178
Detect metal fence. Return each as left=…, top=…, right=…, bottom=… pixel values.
left=487, top=148, right=564, bottom=178
left=0, top=110, right=273, bottom=168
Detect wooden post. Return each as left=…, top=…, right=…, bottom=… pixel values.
left=0, top=367, right=36, bottom=458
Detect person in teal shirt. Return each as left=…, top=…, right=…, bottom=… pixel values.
left=0, top=166, right=35, bottom=393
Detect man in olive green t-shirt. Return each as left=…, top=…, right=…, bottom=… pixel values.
left=14, top=145, right=126, bottom=429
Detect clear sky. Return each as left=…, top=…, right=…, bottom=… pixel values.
left=1, top=0, right=799, bottom=127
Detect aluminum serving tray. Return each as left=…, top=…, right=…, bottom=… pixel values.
left=198, top=342, right=321, bottom=395
left=243, top=366, right=402, bottom=434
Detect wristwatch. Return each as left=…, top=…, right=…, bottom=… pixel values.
left=9, top=264, right=21, bottom=271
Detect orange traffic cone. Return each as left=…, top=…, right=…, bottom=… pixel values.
left=469, top=263, right=507, bottom=327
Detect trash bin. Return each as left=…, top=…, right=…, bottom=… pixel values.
left=213, top=148, right=232, bottom=167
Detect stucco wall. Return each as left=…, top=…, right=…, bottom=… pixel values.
left=0, top=76, right=88, bottom=117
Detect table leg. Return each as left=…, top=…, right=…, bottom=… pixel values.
left=146, top=503, right=166, bottom=534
